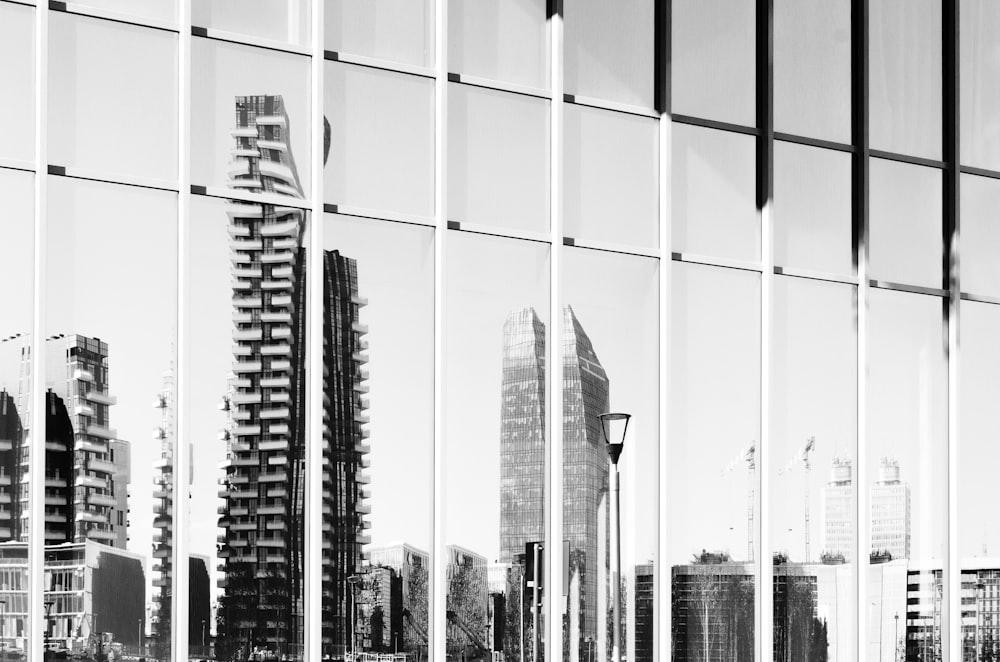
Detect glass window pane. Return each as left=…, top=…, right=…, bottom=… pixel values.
left=961, top=174, right=1000, bottom=298
left=448, top=84, right=549, bottom=233
left=0, top=170, right=31, bottom=647
left=321, top=214, right=433, bottom=660
left=0, top=169, right=32, bottom=368
left=869, top=0, right=942, bottom=160
left=49, top=15, right=178, bottom=183
left=772, top=277, right=857, bottom=662
left=325, top=63, right=434, bottom=217
left=774, top=0, right=851, bottom=143
left=193, top=0, right=311, bottom=46
left=192, top=39, right=311, bottom=196
left=672, top=124, right=759, bottom=263
left=45, top=177, right=177, bottom=655
left=0, top=4, right=34, bottom=164
left=562, top=248, right=658, bottom=662
left=672, top=0, right=756, bottom=126
left=867, top=289, right=947, bottom=662
left=670, top=262, right=760, bottom=660
left=869, top=159, right=942, bottom=289
left=449, top=0, right=547, bottom=89
left=67, top=0, right=174, bottom=24
left=961, top=0, right=1000, bottom=171
left=323, top=214, right=434, bottom=659
left=326, top=0, right=433, bottom=68
left=565, top=105, right=658, bottom=250
left=191, top=193, right=311, bottom=661
left=774, top=142, right=853, bottom=276
left=565, top=0, right=654, bottom=108
left=958, top=301, right=1000, bottom=662
left=445, top=232, right=549, bottom=662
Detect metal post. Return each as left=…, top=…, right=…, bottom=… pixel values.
left=610, top=463, right=621, bottom=662
left=976, top=583, right=984, bottom=662
left=894, top=612, right=899, bottom=662
left=533, top=544, right=540, bottom=662
left=520, top=572, right=525, bottom=662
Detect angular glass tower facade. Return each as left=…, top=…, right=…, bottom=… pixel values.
left=499, top=305, right=610, bottom=652
left=499, top=308, right=546, bottom=566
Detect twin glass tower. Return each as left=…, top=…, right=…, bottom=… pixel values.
left=499, top=305, right=611, bottom=660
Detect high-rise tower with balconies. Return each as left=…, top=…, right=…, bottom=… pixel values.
left=0, top=391, right=21, bottom=540
left=218, top=95, right=369, bottom=661
left=17, top=335, right=128, bottom=547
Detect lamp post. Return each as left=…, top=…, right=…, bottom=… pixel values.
left=599, top=412, right=631, bottom=662
left=893, top=612, right=899, bottom=662
left=0, top=599, right=6, bottom=651
left=977, top=580, right=986, bottom=662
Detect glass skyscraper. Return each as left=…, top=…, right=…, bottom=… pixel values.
left=499, top=304, right=610, bottom=655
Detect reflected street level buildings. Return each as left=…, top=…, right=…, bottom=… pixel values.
left=822, top=457, right=912, bottom=562
left=12, top=335, right=130, bottom=547
left=499, top=306, right=610, bottom=658
left=218, top=94, right=370, bottom=661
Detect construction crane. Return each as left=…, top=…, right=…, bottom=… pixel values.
left=778, top=436, right=816, bottom=561
left=721, top=441, right=756, bottom=563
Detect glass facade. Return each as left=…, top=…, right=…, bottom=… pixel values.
left=1, top=2, right=997, bottom=662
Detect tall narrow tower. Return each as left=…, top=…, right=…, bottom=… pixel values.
left=218, top=95, right=369, bottom=661
left=498, top=305, right=610, bottom=657
left=218, top=94, right=310, bottom=658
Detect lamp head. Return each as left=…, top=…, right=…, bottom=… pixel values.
left=599, top=412, right=631, bottom=465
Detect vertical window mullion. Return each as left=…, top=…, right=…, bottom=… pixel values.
left=655, top=1, right=670, bottom=661
left=546, top=2, right=564, bottom=662
left=757, top=0, right=775, bottom=659
left=306, top=0, right=324, bottom=660
left=943, top=0, right=960, bottom=660
left=852, top=0, right=871, bottom=660
left=432, top=0, right=448, bottom=660
left=173, top=0, right=191, bottom=660
left=29, top=2, right=48, bottom=661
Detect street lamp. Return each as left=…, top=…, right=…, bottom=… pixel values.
left=599, top=412, right=631, bottom=662
left=977, top=580, right=986, bottom=662
left=894, top=612, right=899, bottom=662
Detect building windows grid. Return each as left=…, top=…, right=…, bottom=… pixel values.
left=0, top=0, right=994, bottom=660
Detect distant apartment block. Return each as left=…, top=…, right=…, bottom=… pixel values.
left=634, top=563, right=654, bottom=662
left=367, top=543, right=429, bottom=654
left=822, top=457, right=853, bottom=562
left=871, top=458, right=910, bottom=560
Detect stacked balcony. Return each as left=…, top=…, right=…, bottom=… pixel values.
left=221, top=97, right=307, bottom=643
